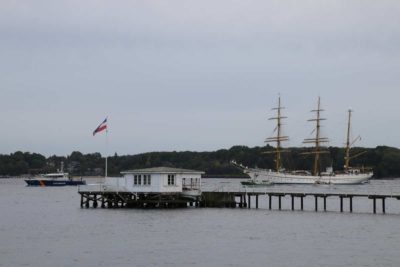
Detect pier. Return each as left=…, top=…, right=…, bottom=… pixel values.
left=79, top=186, right=400, bottom=214
left=200, top=191, right=398, bottom=214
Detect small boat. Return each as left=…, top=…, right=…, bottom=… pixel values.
left=25, top=162, right=86, bottom=186
left=233, top=162, right=272, bottom=187
left=241, top=179, right=272, bottom=187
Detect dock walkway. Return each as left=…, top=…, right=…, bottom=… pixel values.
left=79, top=184, right=400, bottom=214
left=201, top=191, right=400, bottom=214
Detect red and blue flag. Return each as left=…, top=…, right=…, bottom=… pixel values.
left=93, top=118, right=107, bottom=136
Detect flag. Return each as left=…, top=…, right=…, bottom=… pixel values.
left=93, top=118, right=107, bottom=136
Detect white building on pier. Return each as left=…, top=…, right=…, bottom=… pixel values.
left=80, top=167, right=204, bottom=199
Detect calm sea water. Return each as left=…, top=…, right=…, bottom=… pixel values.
left=1, top=178, right=400, bottom=267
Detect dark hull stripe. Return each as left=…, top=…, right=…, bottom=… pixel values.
left=25, top=180, right=86, bottom=186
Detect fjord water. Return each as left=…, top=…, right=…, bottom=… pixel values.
left=1, top=179, right=400, bottom=267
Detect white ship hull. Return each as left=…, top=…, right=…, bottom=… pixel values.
left=245, top=168, right=373, bottom=185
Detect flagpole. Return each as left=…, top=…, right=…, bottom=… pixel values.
left=105, top=126, right=108, bottom=178
left=93, top=117, right=108, bottom=178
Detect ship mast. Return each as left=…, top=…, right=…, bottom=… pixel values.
left=265, top=96, right=289, bottom=172
left=303, top=97, right=329, bottom=176
left=344, top=109, right=352, bottom=171
left=343, top=109, right=365, bottom=171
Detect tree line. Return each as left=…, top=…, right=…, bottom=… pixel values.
left=0, top=145, right=400, bottom=178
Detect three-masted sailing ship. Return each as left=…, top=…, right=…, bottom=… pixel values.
left=238, top=96, right=373, bottom=185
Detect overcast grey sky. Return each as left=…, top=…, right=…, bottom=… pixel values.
left=1, top=1, right=400, bottom=156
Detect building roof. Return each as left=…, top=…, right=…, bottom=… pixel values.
left=121, top=166, right=204, bottom=175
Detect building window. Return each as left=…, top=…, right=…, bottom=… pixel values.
left=168, top=174, right=175, bottom=185
left=134, top=175, right=142, bottom=186
left=143, top=175, right=151, bottom=186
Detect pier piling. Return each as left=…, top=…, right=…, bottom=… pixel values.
left=301, top=196, right=304, bottom=210
left=340, top=196, right=344, bottom=212
left=256, top=195, right=259, bottom=209
left=382, top=198, right=386, bottom=214
left=278, top=195, right=282, bottom=210
left=350, top=197, right=353, bottom=213
left=269, top=195, right=272, bottom=210
left=291, top=195, right=295, bottom=211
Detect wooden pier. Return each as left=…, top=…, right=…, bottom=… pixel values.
left=201, top=191, right=400, bottom=214
left=79, top=188, right=400, bottom=214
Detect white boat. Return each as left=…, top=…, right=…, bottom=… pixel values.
left=238, top=96, right=373, bottom=185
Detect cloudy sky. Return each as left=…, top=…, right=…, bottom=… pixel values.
left=1, top=1, right=400, bottom=156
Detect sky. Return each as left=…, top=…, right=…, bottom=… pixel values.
left=1, top=1, right=400, bottom=156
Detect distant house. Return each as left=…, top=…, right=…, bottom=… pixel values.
left=105, top=167, right=204, bottom=197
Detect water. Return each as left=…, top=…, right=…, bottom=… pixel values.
left=1, top=178, right=400, bottom=267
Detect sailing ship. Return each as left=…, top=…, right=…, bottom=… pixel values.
left=239, top=96, right=373, bottom=185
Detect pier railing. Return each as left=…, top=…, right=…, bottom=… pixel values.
left=78, top=184, right=128, bottom=193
